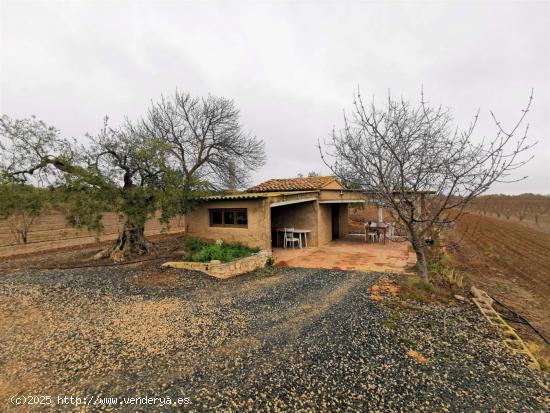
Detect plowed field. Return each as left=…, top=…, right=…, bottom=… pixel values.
left=454, top=213, right=550, bottom=340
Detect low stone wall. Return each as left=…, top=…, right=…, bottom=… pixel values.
left=162, top=250, right=271, bottom=279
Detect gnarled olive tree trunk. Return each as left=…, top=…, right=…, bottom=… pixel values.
left=94, top=218, right=152, bottom=262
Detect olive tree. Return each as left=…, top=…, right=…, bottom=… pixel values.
left=0, top=115, right=177, bottom=261
left=1, top=91, right=265, bottom=261
left=320, top=89, right=535, bottom=282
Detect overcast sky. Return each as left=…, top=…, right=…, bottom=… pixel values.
left=1, top=0, right=549, bottom=194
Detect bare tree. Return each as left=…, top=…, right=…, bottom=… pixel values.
left=140, top=90, right=266, bottom=209
left=320, top=89, right=535, bottom=281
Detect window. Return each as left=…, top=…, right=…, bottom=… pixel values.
left=209, top=208, right=248, bottom=227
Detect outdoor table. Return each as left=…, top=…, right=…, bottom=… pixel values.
left=275, top=228, right=311, bottom=248
left=365, top=223, right=388, bottom=244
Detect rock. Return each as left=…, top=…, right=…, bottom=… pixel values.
left=454, top=295, right=465, bottom=302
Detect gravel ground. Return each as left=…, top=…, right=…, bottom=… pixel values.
left=0, top=264, right=548, bottom=412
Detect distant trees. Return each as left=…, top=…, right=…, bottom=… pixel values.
left=468, top=194, right=550, bottom=225
left=320, top=89, right=535, bottom=282
left=0, top=184, right=53, bottom=244
left=0, top=90, right=265, bottom=260
left=297, top=171, right=322, bottom=178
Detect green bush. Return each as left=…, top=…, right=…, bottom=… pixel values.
left=182, top=238, right=260, bottom=263
left=185, top=237, right=210, bottom=252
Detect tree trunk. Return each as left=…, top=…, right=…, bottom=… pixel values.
left=410, top=233, right=429, bottom=282
left=94, top=219, right=152, bottom=262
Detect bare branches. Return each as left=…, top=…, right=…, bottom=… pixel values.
left=140, top=90, right=265, bottom=193
left=320, top=88, right=535, bottom=280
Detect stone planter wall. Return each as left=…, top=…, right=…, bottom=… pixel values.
left=162, top=250, right=271, bottom=279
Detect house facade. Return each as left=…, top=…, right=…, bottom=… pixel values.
left=184, top=176, right=367, bottom=250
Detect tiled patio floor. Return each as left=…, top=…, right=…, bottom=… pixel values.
left=273, top=234, right=416, bottom=273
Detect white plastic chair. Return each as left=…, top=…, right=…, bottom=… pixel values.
left=365, top=223, right=378, bottom=243
left=368, top=231, right=379, bottom=243
left=283, top=228, right=301, bottom=248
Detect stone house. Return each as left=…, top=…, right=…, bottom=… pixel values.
left=184, top=176, right=366, bottom=250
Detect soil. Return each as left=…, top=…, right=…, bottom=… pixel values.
left=452, top=212, right=550, bottom=369
left=0, top=233, right=186, bottom=274
left=452, top=213, right=550, bottom=336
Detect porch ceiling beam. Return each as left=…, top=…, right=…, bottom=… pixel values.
left=319, top=200, right=366, bottom=204
left=270, top=197, right=318, bottom=208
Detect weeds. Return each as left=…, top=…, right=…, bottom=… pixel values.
left=409, top=277, right=435, bottom=293
left=266, top=255, right=275, bottom=267
left=382, top=320, right=398, bottom=329
left=382, top=311, right=401, bottom=330
left=426, top=244, right=468, bottom=290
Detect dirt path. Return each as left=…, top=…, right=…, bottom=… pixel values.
left=0, top=264, right=547, bottom=411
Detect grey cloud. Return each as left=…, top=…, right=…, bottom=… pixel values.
left=1, top=0, right=548, bottom=193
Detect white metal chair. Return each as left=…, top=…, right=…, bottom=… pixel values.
left=283, top=228, right=301, bottom=248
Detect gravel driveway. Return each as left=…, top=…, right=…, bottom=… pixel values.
left=0, top=264, right=548, bottom=412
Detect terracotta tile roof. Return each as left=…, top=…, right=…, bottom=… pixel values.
left=200, top=190, right=318, bottom=201
left=247, top=176, right=339, bottom=192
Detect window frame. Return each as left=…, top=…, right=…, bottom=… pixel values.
left=209, top=208, right=248, bottom=228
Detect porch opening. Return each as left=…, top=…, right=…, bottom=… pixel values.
left=270, top=200, right=316, bottom=248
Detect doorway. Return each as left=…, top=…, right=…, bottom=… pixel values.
left=331, top=205, right=340, bottom=240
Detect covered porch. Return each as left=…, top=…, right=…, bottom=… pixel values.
left=273, top=234, right=415, bottom=273
left=269, top=197, right=355, bottom=248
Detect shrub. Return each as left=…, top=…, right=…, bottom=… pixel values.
left=182, top=238, right=260, bottom=263
left=184, top=237, right=210, bottom=252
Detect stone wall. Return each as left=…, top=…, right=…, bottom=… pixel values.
left=162, top=250, right=270, bottom=279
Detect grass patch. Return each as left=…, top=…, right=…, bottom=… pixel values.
left=254, top=265, right=278, bottom=277
left=398, top=275, right=454, bottom=304
left=382, top=320, right=398, bottom=329
left=409, top=276, right=435, bottom=293
left=382, top=311, right=402, bottom=330
left=181, top=238, right=260, bottom=263
left=402, top=337, right=419, bottom=348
